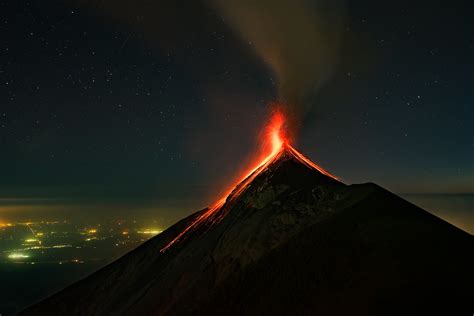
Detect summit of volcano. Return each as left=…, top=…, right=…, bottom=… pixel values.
left=22, top=112, right=473, bottom=316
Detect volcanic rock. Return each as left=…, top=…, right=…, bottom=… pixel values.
left=22, top=147, right=474, bottom=315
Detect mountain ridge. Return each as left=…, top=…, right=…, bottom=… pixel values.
left=21, top=147, right=473, bottom=315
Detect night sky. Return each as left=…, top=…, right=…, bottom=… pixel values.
left=1, top=0, right=473, bottom=222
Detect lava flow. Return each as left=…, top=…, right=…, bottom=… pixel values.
left=160, top=110, right=338, bottom=252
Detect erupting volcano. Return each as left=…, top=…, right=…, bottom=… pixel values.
left=161, top=109, right=339, bottom=252
left=23, top=109, right=473, bottom=316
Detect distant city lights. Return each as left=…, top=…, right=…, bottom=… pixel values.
left=1, top=219, right=166, bottom=265
left=8, top=253, right=30, bottom=259
left=137, top=229, right=162, bottom=235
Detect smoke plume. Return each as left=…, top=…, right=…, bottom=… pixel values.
left=210, top=0, right=345, bottom=133
left=69, top=0, right=344, bottom=135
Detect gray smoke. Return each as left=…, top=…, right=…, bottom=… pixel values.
left=210, top=0, right=345, bottom=132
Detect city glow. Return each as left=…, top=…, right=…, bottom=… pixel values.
left=8, top=253, right=30, bottom=259
left=137, top=229, right=162, bottom=235
left=1, top=220, right=166, bottom=265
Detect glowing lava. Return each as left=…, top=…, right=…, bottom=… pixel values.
left=160, top=110, right=338, bottom=252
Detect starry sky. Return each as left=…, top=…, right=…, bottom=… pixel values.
left=0, top=0, right=473, bottom=221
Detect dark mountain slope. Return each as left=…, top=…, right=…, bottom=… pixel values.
left=22, top=149, right=473, bottom=315
left=187, top=184, right=473, bottom=316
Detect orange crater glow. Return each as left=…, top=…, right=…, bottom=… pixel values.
left=160, top=108, right=338, bottom=252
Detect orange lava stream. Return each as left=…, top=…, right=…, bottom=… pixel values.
left=286, top=145, right=340, bottom=181
left=160, top=110, right=338, bottom=252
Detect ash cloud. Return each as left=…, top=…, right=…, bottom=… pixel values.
left=210, top=0, right=345, bottom=133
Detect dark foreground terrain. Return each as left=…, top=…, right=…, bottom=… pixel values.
left=22, top=148, right=474, bottom=315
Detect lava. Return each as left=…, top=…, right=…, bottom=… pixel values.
left=160, top=109, right=338, bottom=252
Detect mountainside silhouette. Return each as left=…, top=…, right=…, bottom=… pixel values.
left=22, top=147, right=473, bottom=315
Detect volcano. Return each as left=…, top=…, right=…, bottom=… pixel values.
left=22, top=113, right=473, bottom=315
